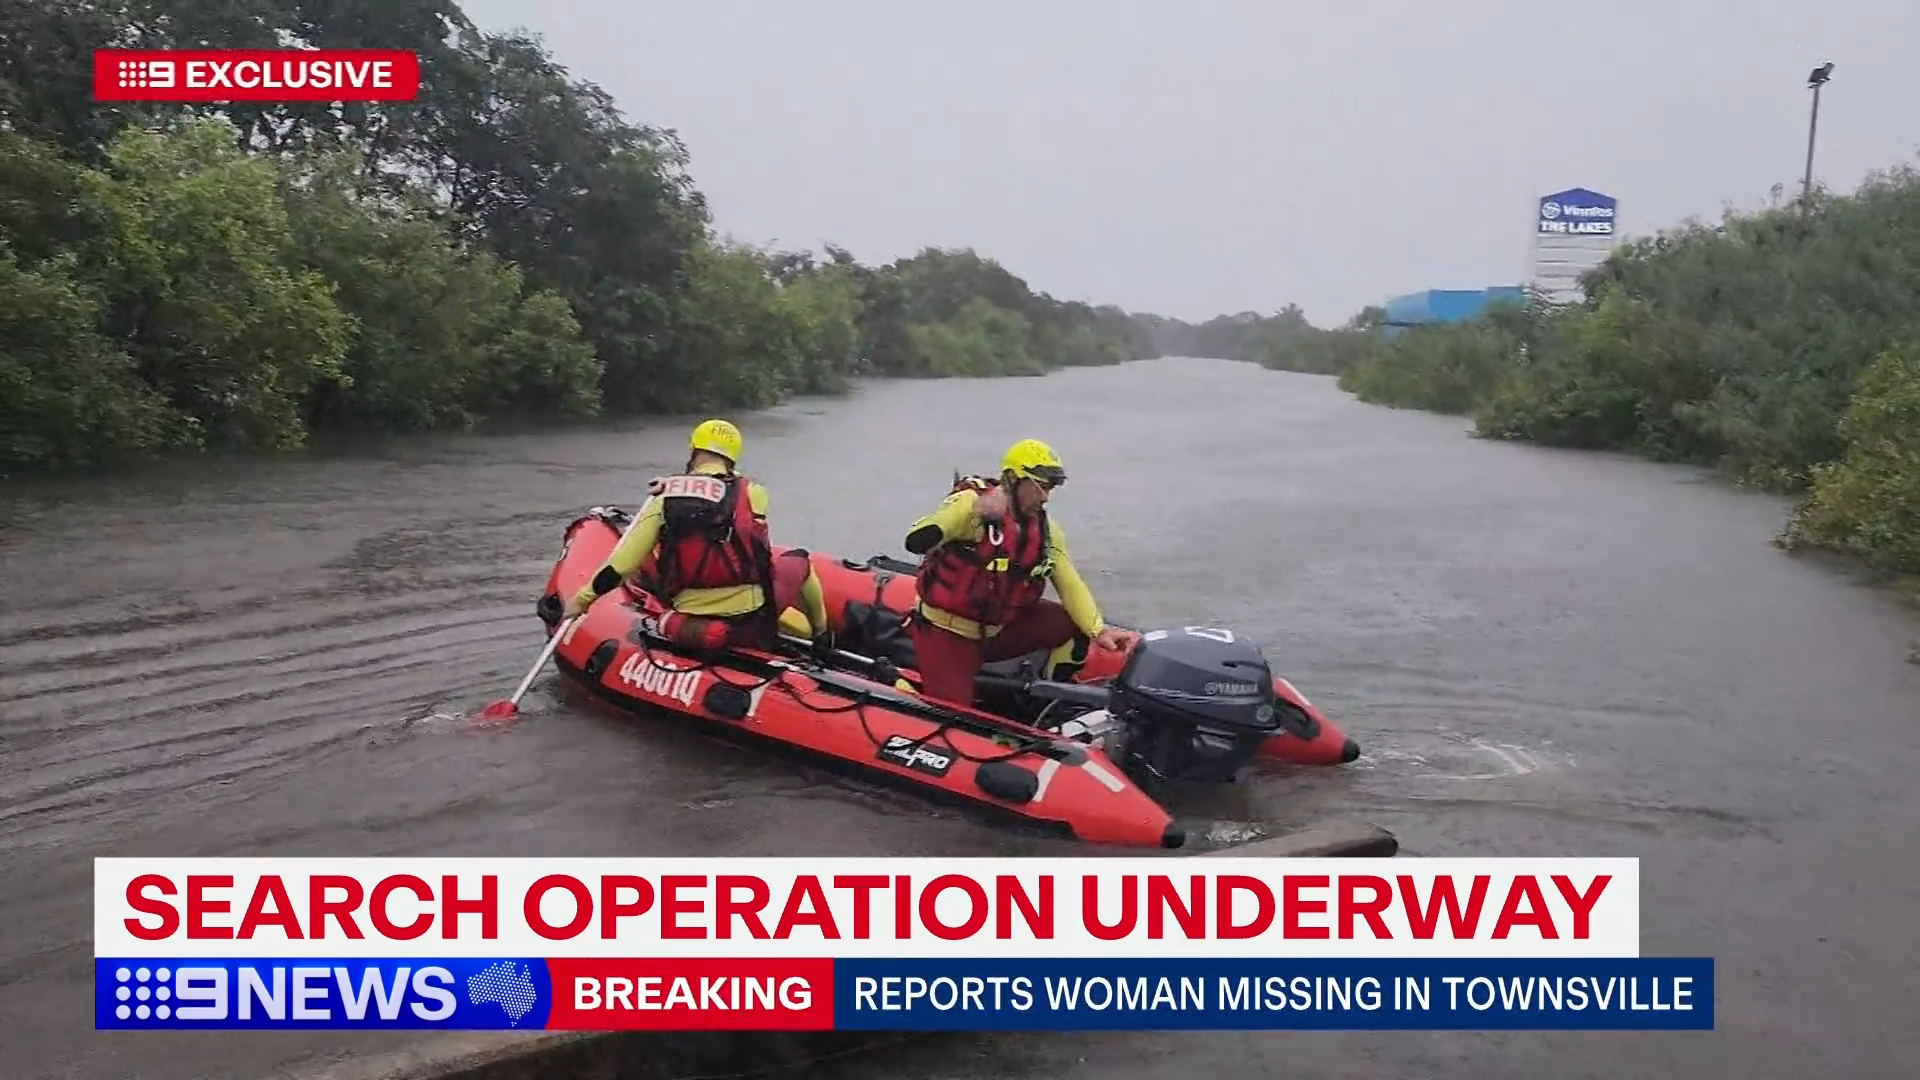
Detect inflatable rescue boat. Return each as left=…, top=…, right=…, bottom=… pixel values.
left=536, top=507, right=1361, bottom=850
left=781, top=548, right=1361, bottom=769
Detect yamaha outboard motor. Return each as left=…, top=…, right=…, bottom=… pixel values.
left=1103, top=629, right=1283, bottom=784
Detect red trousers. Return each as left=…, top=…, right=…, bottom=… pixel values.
left=907, top=599, right=1080, bottom=705
left=658, top=550, right=811, bottom=651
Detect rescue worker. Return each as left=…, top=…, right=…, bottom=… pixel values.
left=563, top=419, right=832, bottom=654
left=902, top=437, right=1129, bottom=706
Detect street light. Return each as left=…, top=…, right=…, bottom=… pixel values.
left=1802, top=62, right=1834, bottom=210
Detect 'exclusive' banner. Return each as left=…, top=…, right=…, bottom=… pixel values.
left=94, top=50, right=420, bottom=102
left=95, top=957, right=1713, bottom=1031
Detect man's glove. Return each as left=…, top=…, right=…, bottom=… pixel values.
left=564, top=588, right=596, bottom=620
left=809, top=629, right=836, bottom=661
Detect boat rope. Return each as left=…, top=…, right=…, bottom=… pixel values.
left=616, top=625, right=1048, bottom=767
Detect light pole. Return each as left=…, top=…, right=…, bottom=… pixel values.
left=1802, top=62, right=1834, bottom=210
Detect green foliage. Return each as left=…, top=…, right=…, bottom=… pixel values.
left=655, top=238, right=807, bottom=412
left=905, top=297, right=1042, bottom=378
left=88, top=120, right=356, bottom=451
left=1341, top=319, right=1521, bottom=416
left=284, top=151, right=601, bottom=432
left=0, top=247, right=176, bottom=468
left=1780, top=340, right=1920, bottom=573
left=843, top=247, right=1152, bottom=379
left=0, top=1, right=1166, bottom=473
left=773, top=262, right=867, bottom=396
left=1314, top=163, right=1920, bottom=572
left=0, top=120, right=357, bottom=458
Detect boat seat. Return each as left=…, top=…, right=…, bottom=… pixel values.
left=840, top=600, right=919, bottom=671
left=838, top=599, right=1056, bottom=686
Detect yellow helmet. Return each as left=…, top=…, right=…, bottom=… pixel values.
left=688, top=419, right=743, bottom=465
left=1000, top=438, right=1067, bottom=488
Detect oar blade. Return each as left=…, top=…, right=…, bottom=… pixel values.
left=477, top=699, right=521, bottom=721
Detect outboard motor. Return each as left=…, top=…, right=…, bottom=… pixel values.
left=1104, top=628, right=1283, bottom=784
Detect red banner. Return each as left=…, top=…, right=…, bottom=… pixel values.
left=93, top=50, right=420, bottom=103
left=542, top=957, right=837, bottom=1030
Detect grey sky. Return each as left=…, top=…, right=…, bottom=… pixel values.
left=457, top=0, right=1918, bottom=327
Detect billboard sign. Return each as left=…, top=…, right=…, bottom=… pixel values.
left=1536, top=188, right=1617, bottom=236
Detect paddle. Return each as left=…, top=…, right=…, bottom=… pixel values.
left=480, top=615, right=581, bottom=720
left=775, top=626, right=894, bottom=668
left=773, top=633, right=1111, bottom=709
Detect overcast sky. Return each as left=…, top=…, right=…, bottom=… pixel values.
left=457, top=0, right=1918, bottom=327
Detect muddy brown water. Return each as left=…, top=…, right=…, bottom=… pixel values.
left=3, top=358, right=1917, bottom=1079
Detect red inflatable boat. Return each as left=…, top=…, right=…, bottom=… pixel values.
left=787, top=547, right=1360, bottom=770
left=535, top=507, right=1361, bottom=850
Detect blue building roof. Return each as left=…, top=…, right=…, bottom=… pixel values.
left=1382, top=287, right=1526, bottom=328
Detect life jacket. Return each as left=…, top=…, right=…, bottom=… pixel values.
left=915, top=474, right=1053, bottom=628
left=649, top=471, right=774, bottom=603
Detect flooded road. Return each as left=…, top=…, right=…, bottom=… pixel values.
left=4, top=357, right=1918, bottom=1079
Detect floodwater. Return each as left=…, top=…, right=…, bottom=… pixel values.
left=2, top=357, right=1917, bottom=1079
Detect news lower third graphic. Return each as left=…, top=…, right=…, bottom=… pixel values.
left=91, top=855, right=1716, bottom=1032
left=96, top=958, right=1714, bottom=1032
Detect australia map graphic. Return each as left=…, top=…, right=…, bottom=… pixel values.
left=465, top=961, right=540, bottom=1026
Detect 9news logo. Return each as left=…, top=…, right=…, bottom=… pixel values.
left=110, top=58, right=177, bottom=90
left=96, top=958, right=552, bottom=1030
left=108, top=964, right=194, bottom=1021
